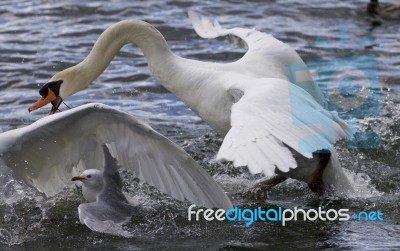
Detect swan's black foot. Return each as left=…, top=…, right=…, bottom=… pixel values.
left=308, top=151, right=331, bottom=196
left=308, top=179, right=325, bottom=196
left=229, top=175, right=287, bottom=201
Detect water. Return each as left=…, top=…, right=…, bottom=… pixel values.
left=0, top=0, right=399, bottom=249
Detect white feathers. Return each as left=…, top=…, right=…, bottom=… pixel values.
left=218, top=78, right=350, bottom=177
left=0, top=103, right=232, bottom=210
left=186, top=12, right=352, bottom=190
left=22, top=11, right=355, bottom=204
left=188, top=10, right=225, bottom=39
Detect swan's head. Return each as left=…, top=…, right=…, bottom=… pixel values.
left=28, top=66, right=88, bottom=114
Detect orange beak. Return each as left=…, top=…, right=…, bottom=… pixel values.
left=28, top=88, right=56, bottom=112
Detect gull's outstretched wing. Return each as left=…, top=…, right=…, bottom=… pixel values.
left=218, top=78, right=350, bottom=177
left=0, top=103, right=232, bottom=209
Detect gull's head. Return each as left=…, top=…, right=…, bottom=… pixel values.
left=72, top=169, right=104, bottom=203
left=28, top=66, right=87, bottom=115
left=72, top=169, right=103, bottom=188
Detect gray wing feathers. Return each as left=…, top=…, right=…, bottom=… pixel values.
left=78, top=203, right=133, bottom=237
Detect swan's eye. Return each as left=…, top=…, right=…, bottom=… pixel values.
left=87, top=175, right=92, bottom=178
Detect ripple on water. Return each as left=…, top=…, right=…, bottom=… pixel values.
left=0, top=0, right=399, bottom=249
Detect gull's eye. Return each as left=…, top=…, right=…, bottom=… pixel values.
left=87, top=175, right=92, bottom=178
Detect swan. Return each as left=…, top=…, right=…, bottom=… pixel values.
left=28, top=12, right=354, bottom=196
left=368, top=0, right=400, bottom=20
left=0, top=103, right=232, bottom=215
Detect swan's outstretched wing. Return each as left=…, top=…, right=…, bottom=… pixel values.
left=188, top=10, right=301, bottom=77
left=188, top=11, right=326, bottom=107
left=0, top=103, right=232, bottom=209
left=188, top=10, right=280, bottom=53
left=217, top=78, right=350, bottom=176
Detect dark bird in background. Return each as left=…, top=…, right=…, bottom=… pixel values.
left=368, top=0, right=400, bottom=20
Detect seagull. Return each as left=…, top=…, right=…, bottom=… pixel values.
left=28, top=12, right=355, bottom=197
left=71, top=145, right=136, bottom=236
left=1, top=103, right=232, bottom=234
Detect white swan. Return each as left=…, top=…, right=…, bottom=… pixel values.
left=28, top=12, right=354, bottom=195
left=1, top=103, right=232, bottom=212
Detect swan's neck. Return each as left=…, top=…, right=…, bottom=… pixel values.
left=55, top=20, right=231, bottom=133
left=58, top=20, right=173, bottom=97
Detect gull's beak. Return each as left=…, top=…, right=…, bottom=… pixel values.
left=28, top=80, right=63, bottom=115
left=72, top=176, right=86, bottom=181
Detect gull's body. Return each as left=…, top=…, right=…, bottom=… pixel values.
left=1, top=103, right=232, bottom=235
left=72, top=146, right=136, bottom=236
left=29, top=12, right=354, bottom=194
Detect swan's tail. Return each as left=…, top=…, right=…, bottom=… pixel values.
left=323, top=150, right=355, bottom=195
left=324, top=150, right=381, bottom=198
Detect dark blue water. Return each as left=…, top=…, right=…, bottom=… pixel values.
left=0, top=0, right=399, bottom=249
